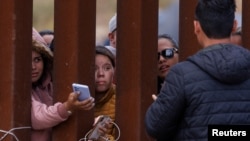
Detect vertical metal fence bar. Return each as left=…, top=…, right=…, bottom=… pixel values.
left=53, top=0, right=96, bottom=140
left=116, top=0, right=158, bottom=140
left=179, top=0, right=200, bottom=61
left=242, top=0, right=250, bottom=49
left=1, top=0, right=248, bottom=140
left=0, top=0, right=32, bottom=140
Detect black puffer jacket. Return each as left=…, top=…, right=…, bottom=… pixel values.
left=145, top=44, right=250, bottom=141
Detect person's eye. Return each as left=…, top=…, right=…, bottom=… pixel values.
left=103, top=65, right=112, bottom=71
left=34, top=57, right=42, bottom=63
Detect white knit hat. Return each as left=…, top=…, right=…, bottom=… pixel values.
left=109, top=14, right=117, bottom=32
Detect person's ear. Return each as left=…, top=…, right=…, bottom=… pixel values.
left=108, top=32, right=115, bottom=41
left=194, top=20, right=201, bottom=35
left=232, top=20, right=238, bottom=33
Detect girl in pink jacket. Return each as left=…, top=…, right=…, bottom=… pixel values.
left=31, top=29, right=100, bottom=141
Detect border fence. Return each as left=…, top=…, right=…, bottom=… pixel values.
left=0, top=0, right=249, bottom=140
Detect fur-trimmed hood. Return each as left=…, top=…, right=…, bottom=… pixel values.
left=32, top=28, right=53, bottom=87
left=32, top=27, right=53, bottom=58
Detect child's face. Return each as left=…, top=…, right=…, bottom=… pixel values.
left=31, top=51, right=44, bottom=83
left=95, top=54, right=114, bottom=93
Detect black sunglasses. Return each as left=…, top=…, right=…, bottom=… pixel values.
left=158, top=48, right=178, bottom=60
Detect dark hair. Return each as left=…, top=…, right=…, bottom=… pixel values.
left=195, top=0, right=236, bottom=38
left=39, top=30, right=54, bottom=37
left=158, top=34, right=179, bottom=49
left=96, top=45, right=115, bottom=68
left=49, top=39, right=54, bottom=52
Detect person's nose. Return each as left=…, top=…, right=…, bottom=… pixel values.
left=97, top=68, right=104, bottom=77
left=32, top=62, right=36, bottom=70
left=159, top=55, right=166, bottom=63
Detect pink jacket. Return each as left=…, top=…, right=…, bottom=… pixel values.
left=31, top=80, right=70, bottom=141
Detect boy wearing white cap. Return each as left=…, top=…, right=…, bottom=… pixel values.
left=108, top=14, right=117, bottom=48
left=104, top=14, right=117, bottom=57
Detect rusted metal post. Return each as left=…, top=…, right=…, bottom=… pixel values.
left=116, top=0, right=158, bottom=140
left=179, top=0, right=200, bottom=61
left=242, top=0, right=250, bottom=49
left=53, top=0, right=96, bottom=140
left=0, top=0, right=32, bottom=140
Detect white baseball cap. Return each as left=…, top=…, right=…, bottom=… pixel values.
left=109, top=14, right=117, bottom=32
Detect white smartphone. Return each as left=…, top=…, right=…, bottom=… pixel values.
left=72, top=83, right=91, bottom=101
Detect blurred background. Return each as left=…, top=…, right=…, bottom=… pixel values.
left=33, top=0, right=242, bottom=45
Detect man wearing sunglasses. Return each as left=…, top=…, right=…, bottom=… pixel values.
left=157, top=34, right=179, bottom=94
left=146, top=0, right=250, bottom=140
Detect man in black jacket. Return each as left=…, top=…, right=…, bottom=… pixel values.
left=145, top=0, right=250, bottom=140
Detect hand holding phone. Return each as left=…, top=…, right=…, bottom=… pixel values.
left=72, top=83, right=91, bottom=101
left=88, top=115, right=111, bottom=140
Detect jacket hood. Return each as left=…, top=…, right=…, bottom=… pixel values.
left=32, top=28, right=53, bottom=58
left=188, top=44, right=250, bottom=84
left=32, top=28, right=53, bottom=87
